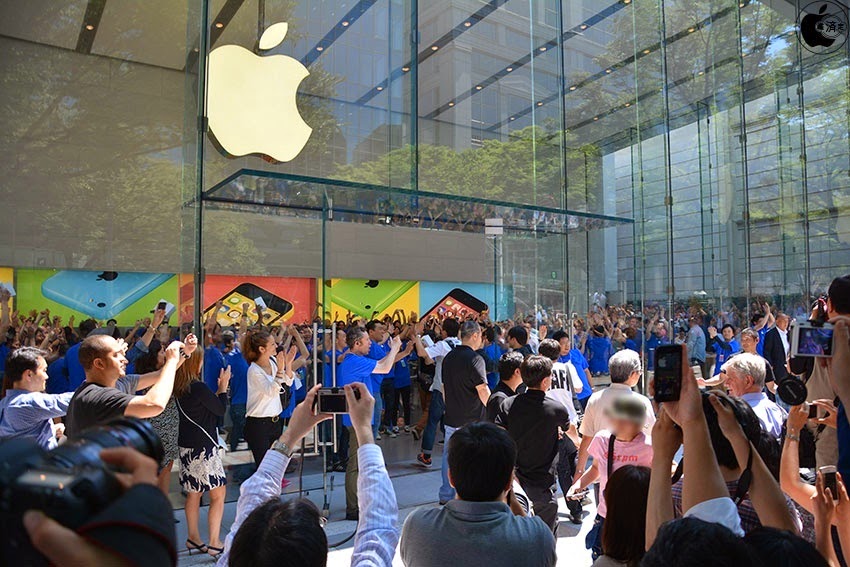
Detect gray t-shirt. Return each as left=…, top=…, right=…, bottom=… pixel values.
left=65, top=375, right=140, bottom=438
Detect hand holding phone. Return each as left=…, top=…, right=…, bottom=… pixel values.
left=654, top=344, right=684, bottom=403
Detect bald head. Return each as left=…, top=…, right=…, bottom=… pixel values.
left=79, top=335, right=118, bottom=370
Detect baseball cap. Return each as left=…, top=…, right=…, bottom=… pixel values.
left=605, top=396, right=647, bottom=426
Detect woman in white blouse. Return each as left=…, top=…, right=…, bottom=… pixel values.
left=242, top=329, right=296, bottom=466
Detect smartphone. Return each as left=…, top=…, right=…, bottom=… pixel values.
left=821, top=465, right=838, bottom=500
left=328, top=280, right=415, bottom=319
left=654, top=344, right=684, bottom=403
left=791, top=321, right=834, bottom=358
left=423, top=288, right=488, bottom=321
left=315, top=387, right=349, bottom=414
left=205, top=283, right=293, bottom=327
left=808, top=403, right=819, bottom=419
left=41, top=270, right=171, bottom=320
left=157, top=301, right=167, bottom=311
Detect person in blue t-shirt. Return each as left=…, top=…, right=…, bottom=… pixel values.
left=627, top=316, right=644, bottom=352
left=338, top=326, right=402, bottom=521
left=223, top=331, right=249, bottom=452
left=586, top=326, right=613, bottom=376
left=392, top=338, right=415, bottom=433
left=624, top=327, right=639, bottom=353
left=553, top=330, right=593, bottom=410
left=707, top=324, right=740, bottom=376
left=366, top=320, right=392, bottom=438
left=203, top=322, right=226, bottom=393
left=645, top=321, right=671, bottom=372
left=482, top=326, right=507, bottom=390
left=750, top=304, right=775, bottom=357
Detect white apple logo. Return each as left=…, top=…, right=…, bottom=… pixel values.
left=207, top=22, right=312, bottom=162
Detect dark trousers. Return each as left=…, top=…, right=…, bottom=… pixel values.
left=380, top=379, right=396, bottom=429
left=421, top=390, right=445, bottom=453
left=244, top=416, right=283, bottom=466
left=229, top=403, right=247, bottom=452
left=556, top=436, right=582, bottom=518
left=392, top=385, right=412, bottom=426
left=522, top=479, right=559, bottom=534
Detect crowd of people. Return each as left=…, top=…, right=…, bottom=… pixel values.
left=2, top=273, right=850, bottom=567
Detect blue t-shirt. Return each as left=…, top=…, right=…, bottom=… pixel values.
left=323, top=348, right=348, bottom=387
left=0, top=343, right=9, bottom=375
left=368, top=341, right=393, bottom=390
left=712, top=338, right=740, bottom=376
left=64, top=342, right=86, bottom=393
left=632, top=329, right=644, bottom=351
left=46, top=356, right=68, bottom=394
left=839, top=403, right=850, bottom=489
left=757, top=326, right=769, bottom=356
left=225, top=347, right=249, bottom=405
left=339, top=353, right=378, bottom=427
left=393, top=345, right=413, bottom=389
left=203, top=345, right=227, bottom=393
left=566, top=349, right=592, bottom=400
left=624, top=339, right=639, bottom=353
left=483, top=343, right=506, bottom=390
left=586, top=336, right=612, bottom=375
left=646, top=333, right=671, bottom=372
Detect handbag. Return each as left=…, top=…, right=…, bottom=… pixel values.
left=175, top=398, right=226, bottom=455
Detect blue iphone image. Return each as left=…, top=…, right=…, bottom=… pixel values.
left=41, top=270, right=171, bottom=320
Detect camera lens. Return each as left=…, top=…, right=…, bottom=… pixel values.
left=47, top=418, right=164, bottom=470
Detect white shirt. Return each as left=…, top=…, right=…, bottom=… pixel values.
left=579, top=383, right=656, bottom=438
left=546, top=361, right=582, bottom=425
left=740, top=391, right=786, bottom=440
left=777, top=327, right=789, bottom=355
left=426, top=337, right=461, bottom=394
left=246, top=359, right=291, bottom=417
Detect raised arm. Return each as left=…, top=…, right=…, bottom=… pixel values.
left=374, top=336, right=402, bottom=374
left=780, top=404, right=817, bottom=514
left=125, top=341, right=184, bottom=419
left=646, top=407, right=681, bottom=549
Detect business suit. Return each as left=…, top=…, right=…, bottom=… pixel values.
left=763, top=327, right=788, bottom=382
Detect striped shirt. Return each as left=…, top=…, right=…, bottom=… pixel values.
left=217, top=443, right=398, bottom=566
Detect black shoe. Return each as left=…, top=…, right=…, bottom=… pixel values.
left=570, top=514, right=582, bottom=525
left=345, top=511, right=359, bottom=521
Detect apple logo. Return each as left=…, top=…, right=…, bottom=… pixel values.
left=798, top=1, right=847, bottom=54
left=207, top=22, right=312, bottom=162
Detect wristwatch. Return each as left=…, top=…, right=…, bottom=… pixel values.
left=272, top=439, right=295, bottom=458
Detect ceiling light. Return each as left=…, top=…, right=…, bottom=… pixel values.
left=464, top=21, right=472, bottom=27
left=739, top=1, right=745, bottom=6
left=537, top=101, right=543, bottom=106
left=643, top=48, right=651, bottom=54
left=476, top=85, right=482, bottom=90
left=448, top=101, right=454, bottom=106
left=215, top=22, right=224, bottom=28
left=605, top=68, right=612, bottom=73
left=593, top=116, right=599, bottom=121
left=580, top=24, right=588, bottom=30
left=625, top=102, right=631, bottom=107
left=193, top=47, right=199, bottom=52
left=431, top=45, right=439, bottom=51
left=376, top=86, right=383, bottom=91
left=316, top=46, right=324, bottom=51
left=688, top=27, right=695, bottom=32
left=698, top=70, right=704, bottom=75
left=402, top=66, right=410, bottom=72
left=569, top=86, right=577, bottom=91
left=539, top=46, right=547, bottom=51
left=506, top=67, right=513, bottom=72
left=510, top=116, right=516, bottom=121
left=623, top=0, right=631, bottom=4
left=85, top=24, right=95, bottom=31
left=342, top=21, right=350, bottom=26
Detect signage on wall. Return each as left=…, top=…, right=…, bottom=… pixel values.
left=797, top=1, right=848, bottom=55
left=207, top=22, right=313, bottom=162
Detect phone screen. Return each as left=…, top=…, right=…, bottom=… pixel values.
left=654, top=345, right=683, bottom=403
left=795, top=325, right=833, bottom=357
left=423, top=289, right=488, bottom=321
left=157, top=301, right=167, bottom=311
left=317, top=389, right=348, bottom=414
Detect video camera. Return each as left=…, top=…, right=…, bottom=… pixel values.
left=777, top=297, right=833, bottom=406
left=0, top=418, right=164, bottom=565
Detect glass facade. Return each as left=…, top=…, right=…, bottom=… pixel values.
left=2, top=0, right=849, bottom=327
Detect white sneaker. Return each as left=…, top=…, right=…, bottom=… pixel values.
left=376, top=433, right=382, bottom=440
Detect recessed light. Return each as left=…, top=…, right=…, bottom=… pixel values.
left=688, top=27, right=695, bottom=32
left=85, top=24, right=95, bottom=31
left=510, top=116, right=516, bottom=121
left=580, top=24, right=588, bottom=30
left=342, top=21, right=349, bottom=26
left=316, top=46, right=324, bottom=51
left=476, top=85, right=482, bottom=90
left=739, top=1, right=745, bottom=6
left=448, top=101, right=455, bottom=106
left=431, top=45, right=439, bottom=51
left=506, top=67, right=513, bottom=72
left=464, top=21, right=472, bottom=27
left=593, top=116, right=599, bottom=121
left=193, top=47, right=199, bottom=52
left=539, top=46, right=547, bottom=52
left=623, top=0, right=631, bottom=4
left=605, top=68, right=612, bottom=73
left=537, top=101, right=543, bottom=106
left=625, top=102, right=631, bottom=107
left=569, top=85, right=577, bottom=91
left=376, top=86, right=383, bottom=91
left=215, top=22, right=224, bottom=28
left=402, top=66, right=410, bottom=72
left=698, top=70, right=704, bottom=75
left=643, top=49, right=651, bottom=54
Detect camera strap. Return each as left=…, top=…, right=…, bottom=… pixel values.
left=732, top=444, right=754, bottom=507
left=607, top=434, right=616, bottom=478
left=175, top=398, right=222, bottom=452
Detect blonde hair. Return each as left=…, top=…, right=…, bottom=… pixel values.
left=173, top=349, right=203, bottom=397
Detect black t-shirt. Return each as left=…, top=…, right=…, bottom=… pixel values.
left=486, top=381, right=526, bottom=423
left=65, top=375, right=140, bottom=438
left=497, top=389, right=570, bottom=486
left=442, top=345, right=487, bottom=428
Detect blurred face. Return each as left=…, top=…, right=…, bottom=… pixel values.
left=741, top=333, right=757, bottom=354
left=611, top=417, right=642, bottom=440
left=722, top=327, right=734, bottom=341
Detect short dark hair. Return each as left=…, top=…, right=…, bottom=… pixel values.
left=79, top=335, right=115, bottom=370
left=442, top=318, right=460, bottom=338
left=537, top=338, right=560, bottom=361
left=4, top=347, right=46, bottom=389
left=551, top=329, right=569, bottom=343
left=365, top=320, right=382, bottom=333
left=228, top=498, right=327, bottom=567
left=78, top=318, right=98, bottom=338
left=720, top=324, right=735, bottom=334
left=744, top=527, right=829, bottom=567
left=133, top=339, right=162, bottom=374
left=601, top=465, right=650, bottom=564
left=346, top=327, right=367, bottom=350
left=507, top=325, right=528, bottom=346
left=448, top=422, right=516, bottom=502
left=460, top=321, right=481, bottom=339
left=483, top=326, right=497, bottom=343
left=520, top=355, right=552, bottom=389
left=642, top=518, right=755, bottom=567
left=829, top=274, right=850, bottom=314
left=498, top=351, right=523, bottom=383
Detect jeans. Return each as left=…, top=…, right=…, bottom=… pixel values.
left=421, top=390, right=445, bottom=453
left=372, top=387, right=383, bottom=438
left=586, top=514, right=605, bottom=560
left=440, top=425, right=457, bottom=503
left=380, top=379, right=396, bottom=429
left=228, top=403, right=247, bottom=452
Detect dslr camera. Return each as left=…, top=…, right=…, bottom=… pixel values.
left=0, top=418, right=164, bottom=565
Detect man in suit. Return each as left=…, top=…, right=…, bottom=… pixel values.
left=763, top=313, right=790, bottom=385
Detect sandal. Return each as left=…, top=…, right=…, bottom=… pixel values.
left=207, top=545, right=225, bottom=558
left=186, top=539, right=208, bottom=555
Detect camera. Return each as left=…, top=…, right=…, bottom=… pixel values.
left=791, top=320, right=834, bottom=358
left=0, top=418, right=163, bottom=565
left=314, top=387, right=359, bottom=414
